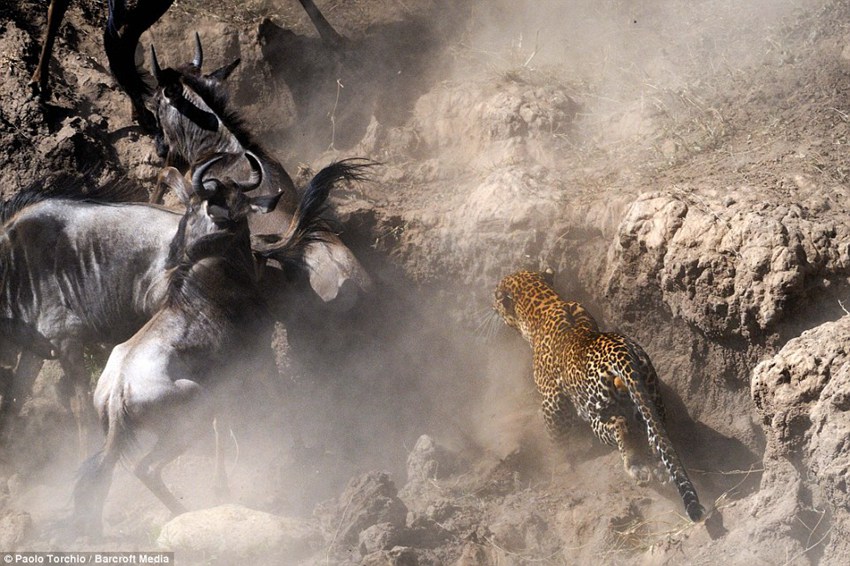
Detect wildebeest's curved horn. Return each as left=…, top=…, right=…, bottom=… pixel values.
left=237, top=152, right=265, bottom=192
left=151, top=44, right=163, bottom=84
left=192, top=154, right=227, bottom=197
left=192, top=32, right=203, bottom=70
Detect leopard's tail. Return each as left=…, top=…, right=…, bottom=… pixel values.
left=620, top=342, right=705, bottom=522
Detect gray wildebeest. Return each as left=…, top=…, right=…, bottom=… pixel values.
left=0, top=154, right=368, bottom=439
left=148, top=31, right=372, bottom=306
left=72, top=153, right=369, bottom=535
left=0, top=178, right=180, bottom=440
left=0, top=166, right=263, bottom=433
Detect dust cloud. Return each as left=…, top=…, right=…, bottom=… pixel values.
left=0, top=0, right=836, bottom=560
left=240, top=0, right=809, bottom=503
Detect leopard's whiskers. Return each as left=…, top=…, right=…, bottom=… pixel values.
left=473, top=306, right=503, bottom=343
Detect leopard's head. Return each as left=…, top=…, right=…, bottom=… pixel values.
left=493, top=270, right=556, bottom=340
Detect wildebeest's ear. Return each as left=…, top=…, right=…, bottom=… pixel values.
left=249, top=192, right=283, bottom=214
left=158, top=167, right=192, bottom=206
left=207, top=58, right=241, bottom=82
left=302, top=238, right=372, bottom=304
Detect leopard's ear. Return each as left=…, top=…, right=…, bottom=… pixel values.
left=494, top=288, right=515, bottom=314
left=541, top=268, right=555, bottom=287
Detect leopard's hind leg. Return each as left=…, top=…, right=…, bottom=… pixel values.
left=591, top=414, right=653, bottom=485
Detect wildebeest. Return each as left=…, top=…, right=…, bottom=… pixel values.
left=0, top=178, right=181, bottom=436
left=0, top=153, right=369, bottom=440
left=30, top=0, right=346, bottom=133
left=149, top=37, right=372, bottom=304
left=72, top=153, right=368, bottom=535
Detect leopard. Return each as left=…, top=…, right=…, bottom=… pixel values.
left=493, top=269, right=705, bottom=522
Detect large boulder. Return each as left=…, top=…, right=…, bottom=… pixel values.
left=157, top=504, right=320, bottom=564
left=607, top=190, right=850, bottom=338
left=314, top=471, right=408, bottom=549
left=752, top=315, right=850, bottom=563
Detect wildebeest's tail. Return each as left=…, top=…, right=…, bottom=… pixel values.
left=105, top=0, right=176, bottom=132
left=252, top=159, right=374, bottom=265
left=621, top=340, right=705, bottom=522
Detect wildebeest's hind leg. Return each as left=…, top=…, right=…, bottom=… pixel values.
left=133, top=431, right=195, bottom=516
left=298, top=0, right=347, bottom=49
left=30, top=0, right=72, bottom=98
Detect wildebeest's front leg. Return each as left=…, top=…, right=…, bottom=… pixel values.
left=30, top=0, right=72, bottom=98
left=0, top=351, right=44, bottom=440
left=57, top=340, right=98, bottom=456
left=212, top=416, right=235, bottom=502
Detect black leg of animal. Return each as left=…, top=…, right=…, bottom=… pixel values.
left=58, top=343, right=98, bottom=457
left=0, top=342, right=19, bottom=430
left=297, top=0, right=347, bottom=49
left=104, top=0, right=176, bottom=132
left=74, top=449, right=120, bottom=538
left=0, top=366, right=15, bottom=441
left=14, top=351, right=44, bottom=404
left=0, top=351, right=45, bottom=437
left=30, top=0, right=72, bottom=98
left=133, top=432, right=195, bottom=516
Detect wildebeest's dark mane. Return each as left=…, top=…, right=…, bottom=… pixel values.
left=181, top=72, right=270, bottom=159
left=0, top=174, right=142, bottom=224
left=163, top=220, right=262, bottom=336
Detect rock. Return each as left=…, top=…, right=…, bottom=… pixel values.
left=411, top=74, right=577, bottom=169
left=359, top=522, right=404, bottom=555
left=315, top=471, right=408, bottom=548
left=453, top=542, right=496, bottom=566
left=361, top=547, right=440, bottom=566
left=607, top=190, right=850, bottom=338
left=752, top=315, right=850, bottom=561
left=488, top=506, right=548, bottom=554
left=406, top=435, right=458, bottom=483
left=157, top=504, right=320, bottom=564
left=0, top=510, right=32, bottom=549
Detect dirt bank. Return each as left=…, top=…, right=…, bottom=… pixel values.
left=2, top=0, right=850, bottom=564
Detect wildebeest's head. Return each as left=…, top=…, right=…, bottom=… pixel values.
left=160, top=152, right=281, bottom=269
left=150, top=34, right=242, bottom=164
